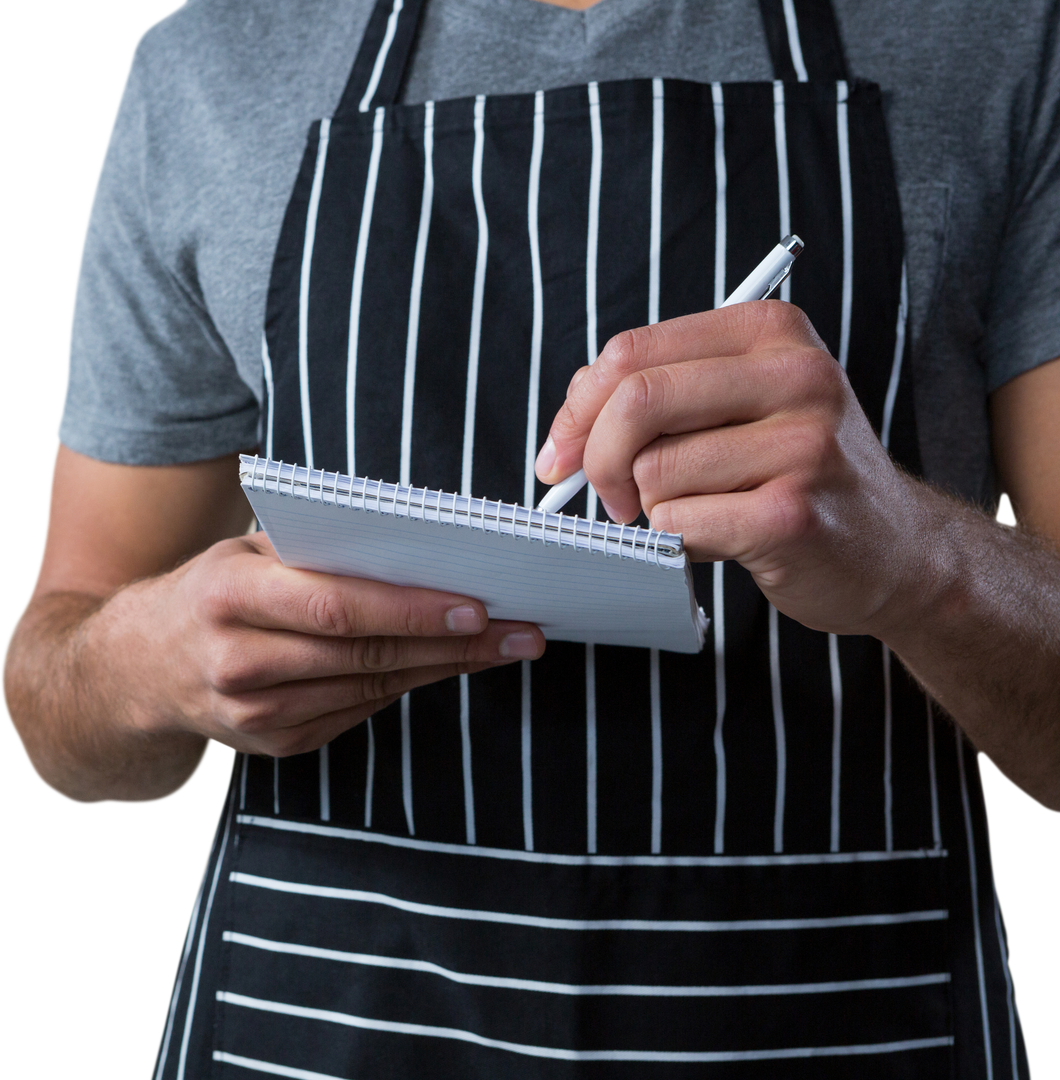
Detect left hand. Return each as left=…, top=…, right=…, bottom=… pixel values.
left=535, top=301, right=937, bottom=638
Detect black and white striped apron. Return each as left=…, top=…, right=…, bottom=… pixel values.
left=155, top=1, right=1029, bottom=1076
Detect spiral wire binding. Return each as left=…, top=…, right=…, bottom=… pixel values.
left=240, top=455, right=682, bottom=566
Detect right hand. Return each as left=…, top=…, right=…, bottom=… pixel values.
left=94, top=530, right=544, bottom=758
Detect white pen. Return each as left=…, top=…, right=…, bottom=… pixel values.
left=537, top=234, right=805, bottom=515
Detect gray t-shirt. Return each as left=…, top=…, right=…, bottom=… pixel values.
left=61, top=0, right=1060, bottom=504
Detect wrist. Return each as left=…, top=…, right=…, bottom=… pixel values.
left=856, top=484, right=1060, bottom=811
left=90, top=576, right=186, bottom=739
left=860, top=478, right=969, bottom=649
left=8, top=588, right=206, bottom=800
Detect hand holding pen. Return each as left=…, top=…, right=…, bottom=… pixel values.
left=532, top=230, right=932, bottom=641
left=537, top=235, right=804, bottom=513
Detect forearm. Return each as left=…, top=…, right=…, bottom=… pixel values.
left=4, top=590, right=206, bottom=802
left=879, top=485, right=1060, bottom=810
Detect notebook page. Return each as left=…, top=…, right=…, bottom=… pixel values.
left=245, top=487, right=706, bottom=654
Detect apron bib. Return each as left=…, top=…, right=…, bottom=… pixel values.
left=155, top=2, right=1027, bottom=1076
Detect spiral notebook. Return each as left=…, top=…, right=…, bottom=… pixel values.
left=239, top=456, right=707, bottom=654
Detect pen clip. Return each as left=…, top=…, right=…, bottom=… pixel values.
left=765, top=263, right=793, bottom=298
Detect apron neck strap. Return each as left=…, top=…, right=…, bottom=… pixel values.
left=757, top=0, right=849, bottom=81
left=333, top=0, right=850, bottom=118
left=335, top=0, right=428, bottom=118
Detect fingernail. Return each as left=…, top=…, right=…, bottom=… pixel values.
left=600, top=500, right=625, bottom=524
left=499, top=631, right=541, bottom=659
left=569, top=365, right=589, bottom=391
left=446, top=605, right=484, bottom=633
left=535, top=436, right=556, bottom=479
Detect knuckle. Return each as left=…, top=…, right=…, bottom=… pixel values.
left=354, top=635, right=402, bottom=672
left=223, top=695, right=276, bottom=736
left=196, top=573, right=243, bottom=627
left=612, top=370, right=655, bottom=426
left=304, top=585, right=356, bottom=637
left=780, top=416, right=838, bottom=469
left=360, top=670, right=402, bottom=702
left=787, top=306, right=827, bottom=350
left=777, top=346, right=843, bottom=404
left=599, top=329, right=640, bottom=375
left=203, top=633, right=254, bottom=695
left=752, top=300, right=821, bottom=347
left=399, top=601, right=432, bottom=638
left=631, top=442, right=669, bottom=492
left=568, top=364, right=591, bottom=392
left=775, top=301, right=817, bottom=342
left=599, top=325, right=656, bottom=379
left=763, top=478, right=818, bottom=543
left=738, top=301, right=828, bottom=366
left=803, top=418, right=839, bottom=463
left=782, top=343, right=824, bottom=379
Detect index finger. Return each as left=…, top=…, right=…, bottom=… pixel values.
left=536, top=301, right=822, bottom=486
left=223, top=548, right=497, bottom=638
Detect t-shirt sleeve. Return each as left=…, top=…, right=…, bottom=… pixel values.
left=981, top=18, right=1060, bottom=392
left=60, top=42, right=260, bottom=465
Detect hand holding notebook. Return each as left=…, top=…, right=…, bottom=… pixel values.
left=241, top=456, right=707, bottom=654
